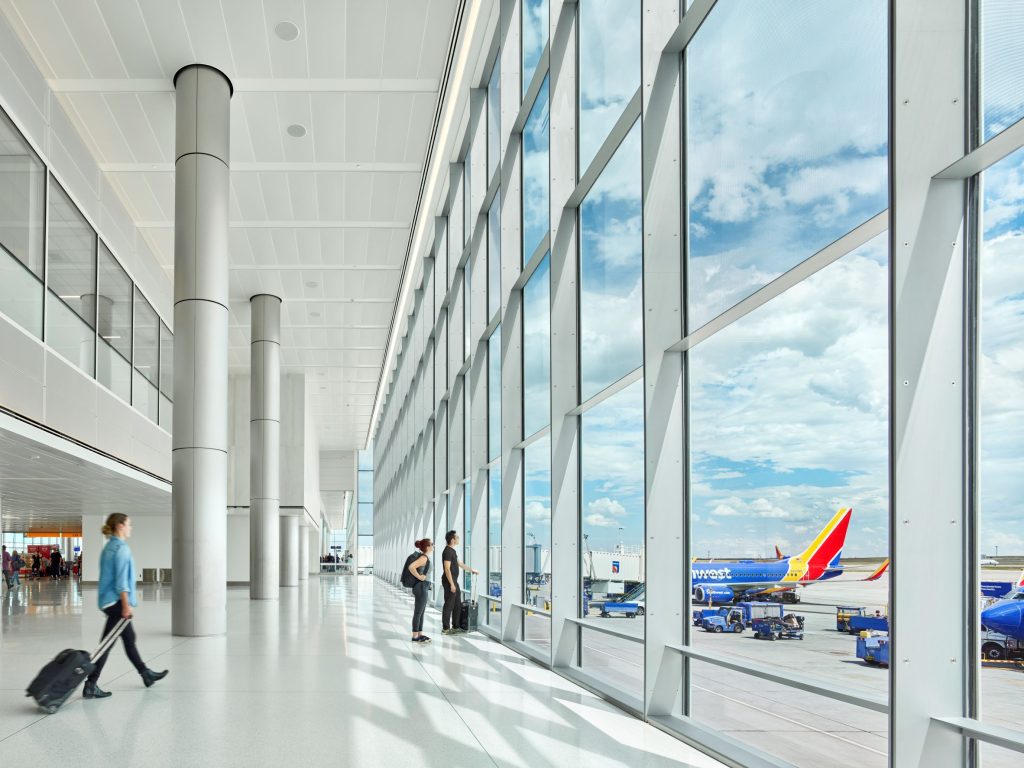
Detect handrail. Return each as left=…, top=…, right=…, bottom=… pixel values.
left=566, top=617, right=644, bottom=644
left=511, top=602, right=551, bottom=618
left=665, top=643, right=888, bottom=714
left=932, top=717, right=1024, bottom=755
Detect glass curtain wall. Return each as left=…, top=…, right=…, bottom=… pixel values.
left=159, top=322, right=173, bottom=428
left=369, top=1, right=1024, bottom=765
left=0, top=109, right=45, bottom=337
left=132, top=289, right=159, bottom=423
left=96, top=243, right=133, bottom=403
left=0, top=103, right=172, bottom=428
left=358, top=446, right=374, bottom=571
left=46, top=179, right=97, bottom=376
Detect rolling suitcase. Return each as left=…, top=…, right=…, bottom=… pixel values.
left=459, top=575, right=478, bottom=632
left=26, top=617, right=130, bottom=714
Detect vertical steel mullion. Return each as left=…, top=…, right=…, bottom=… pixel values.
left=92, top=235, right=99, bottom=381
left=549, top=0, right=581, bottom=672
left=642, top=0, right=686, bottom=721
left=41, top=171, right=49, bottom=343
left=890, top=0, right=970, bottom=765
left=499, top=0, right=525, bottom=646
left=129, top=286, right=136, bottom=407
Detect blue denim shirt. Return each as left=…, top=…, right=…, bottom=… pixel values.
left=97, top=536, right=136, bottom=609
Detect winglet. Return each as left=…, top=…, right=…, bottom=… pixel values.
left=865, top=558, right=890, bottom=581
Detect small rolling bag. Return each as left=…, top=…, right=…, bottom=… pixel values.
left=459, top=576, right=478, bottom=632
left=26, top=617, right=130, bottom=714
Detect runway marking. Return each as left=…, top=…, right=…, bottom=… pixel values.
left=693, top=684, right=888, bottom=758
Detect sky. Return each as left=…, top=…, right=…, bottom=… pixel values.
left=979, top=146, right=1024, bottom=555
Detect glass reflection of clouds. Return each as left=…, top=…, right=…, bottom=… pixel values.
left=979, top=147, right=1024, bottom=556
left=580, top=121, right=642, bottom=400
left=522, top=0, right=548, bottom=98
left=524, top=435, right=551, bottom=551
left=689, top=234, right=889, bottom=559
left=488, top=195, right=501, bottom=319
left=686, top=0, right=888, bottom=331
left=522, top=77, right=550, bottom=265
left=489, top=327, right=501, bottom=461
left=523, top=254, right=551, bottom=437
left=981, top=0, right=1024, bottom=141
left=578, top=0, right=640, bottom=173
left=581, top=379, right=644, bottom=553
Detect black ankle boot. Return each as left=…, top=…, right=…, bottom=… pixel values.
left=141, top=668, right=168, bottom=688
left=83, top=681, right=111, bottom=699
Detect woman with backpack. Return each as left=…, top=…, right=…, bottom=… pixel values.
left=404, top=539, right=433, bottom=644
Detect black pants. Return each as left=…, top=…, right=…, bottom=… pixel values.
left=442, top=583, right=462, bottom=630
left=412, top=582, right=428, bottom=633
left=87, top=604, right=146, bottom=684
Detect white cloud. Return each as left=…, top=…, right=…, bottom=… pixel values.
left=588, top=497, right=626, bottom=518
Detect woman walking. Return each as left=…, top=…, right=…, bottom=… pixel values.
left=407, top=539, right=433, bottom=644
left=83, top=513, right=168, bottom=699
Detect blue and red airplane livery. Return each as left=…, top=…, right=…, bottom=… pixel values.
left=692, top=507, right=889, bottom=603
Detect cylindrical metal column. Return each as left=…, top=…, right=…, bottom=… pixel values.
left=250, top=294, right=281, bottom=599
left=280, top=515, right=299, bottom=586
left=298, top=524, right=309, bottom=581
left=171, top=63, right=233, bottom=637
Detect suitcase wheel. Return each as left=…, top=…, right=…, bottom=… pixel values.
left=43, top=704, right=59, bottom=714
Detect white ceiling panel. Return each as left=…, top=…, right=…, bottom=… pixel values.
left=1, top=0, right=459, bottom=450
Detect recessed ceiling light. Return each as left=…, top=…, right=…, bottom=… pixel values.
left=305, top=281, right=318, bottom=288
left=274, top=21, right=300, bottom=42
left=287, top=123, right=307, bottom=138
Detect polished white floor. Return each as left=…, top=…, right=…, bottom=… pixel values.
left=0, top=576, right=725, bottom=767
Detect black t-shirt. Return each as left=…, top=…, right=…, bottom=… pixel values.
left=442, top=546, right=459, bottom=589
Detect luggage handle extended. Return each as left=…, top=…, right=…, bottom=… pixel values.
left=90, top=617, right=130, bottom=662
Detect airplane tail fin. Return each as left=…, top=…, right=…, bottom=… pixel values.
left=865, top=558, right=890, bottom=581
left=775, top=544, right=784, bottom=559
left=793, top=507, right=853, bottom=581
left=1018, top=568, right=1024, bottom=588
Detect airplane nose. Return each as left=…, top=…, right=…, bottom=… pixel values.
left=981, top=601, right=1024, bottom=637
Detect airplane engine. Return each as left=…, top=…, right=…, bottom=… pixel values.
left=981, top=599, right=1024, bottom=640
left=693, top=585, right=734, bottom=604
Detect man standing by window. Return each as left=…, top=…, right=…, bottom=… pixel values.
left=441, top=530, right=478, bottom=635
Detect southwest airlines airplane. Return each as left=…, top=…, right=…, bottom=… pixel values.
left=692, top=507, right=889, bottom=603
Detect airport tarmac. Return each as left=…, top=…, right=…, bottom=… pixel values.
left=518, top=569, right=1022, bottom=767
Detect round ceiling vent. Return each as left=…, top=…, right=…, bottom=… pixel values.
left=274, top=22, right=300, bottom=42
left=287, top=123, right=307, bottom=138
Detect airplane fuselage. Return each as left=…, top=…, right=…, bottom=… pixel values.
left=691, top=558, right=844, bottom=601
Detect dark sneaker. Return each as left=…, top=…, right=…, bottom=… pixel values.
left=83, top=682, right=111, bottom=699
left=415, top=635, right=432, bottom=644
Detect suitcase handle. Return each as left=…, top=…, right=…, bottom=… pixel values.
left=90, top=617, right=131, bottom=662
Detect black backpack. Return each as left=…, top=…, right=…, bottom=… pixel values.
left=401, top=552, right=421, bottom=588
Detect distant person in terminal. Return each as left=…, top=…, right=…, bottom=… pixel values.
left=405, top=539, right=433, bottom=644
left=441, top=530, right=478, bottom=636
left=2, top=545, right=11, bottom=590
left=83, top=513, right=169, bottom=700
left=11, top=550, right=23, bottom=588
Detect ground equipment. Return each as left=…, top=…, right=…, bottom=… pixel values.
left=752, top=615, right=805, bottom=640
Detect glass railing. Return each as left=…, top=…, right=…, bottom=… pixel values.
left=0, top=245, right=43, bottom=338
left=45, top=292, right=95, bottom=376
left=97, top=338, right=131, bottom=403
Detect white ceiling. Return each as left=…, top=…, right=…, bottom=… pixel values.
left=0, top=0, right=459, bottom=450
left=0, top=424, right=170, bottom=533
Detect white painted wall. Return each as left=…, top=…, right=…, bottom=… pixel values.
left=82, top=512, right=171, bottom=581
left=226, top=513, right=249, bottom=583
